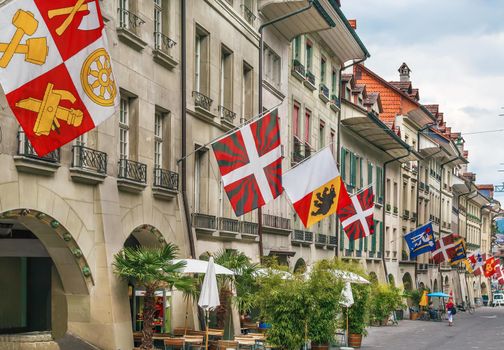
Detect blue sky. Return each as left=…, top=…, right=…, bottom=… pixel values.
left=342, top=0, right=504, bottom=203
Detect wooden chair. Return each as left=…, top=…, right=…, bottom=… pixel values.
left=173, top=327, right=192, bottom=336
left=217, top=340, right=239, bottom=350
left=164, top=337, right=185, bottom=350
left=184, top=335, right=204, bottom=350
left=208, top=328, right=224, bottom=337
left=234, top=336, right=255, bottom=350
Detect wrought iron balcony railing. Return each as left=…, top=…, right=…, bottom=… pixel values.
left=403, top=210, right=410, bottom=219
left=192, top=91, right=213, bottom=111
left=17, top=131, right=60, bottom=162
left=118, top=158, right=147, bottom=183
left=330, top=94, right=341, bottom=107
left=319, top=83, right=329, bottom=99
left=305, top=70, right=316, bottom=86
left=328, top=235, right=338, bottom=246
left=241, top=221, right=258, bottom=235
left=153, top=167, right=178, bottom=191
left=241, top=5, right=256, bottom=25
left=219, top=105, right=236, bottom=124
left=192, top=213, right=216, bottom=230
left=292, top=137, right=304, bottom=164
left=292, top=229, right=313, bottom=243
left=72, top=145, right=107, bottom=173
left=219, top=217, right=240, bottom=232
left=263, top=214, right=291, bottom=230
left=118, top=8, right=145, bottom=31
left=345, top=249, right=353, bottom=257
left=154, top=31, right=177, bottom=53
left=292, top=59, right=305, bottom=77
left=316, top=233, right=327, bottom=245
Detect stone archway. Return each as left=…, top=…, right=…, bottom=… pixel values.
left=444, top=276, right=450, bottom=292
left=433, top=279, right=438, bottom=291
left=294, top=258, right=307, bottom=273
left=481, top=282, right=488, bottom=297
left=369, top=271, right=378, bottom=284
left=402, top=273, right=413, bottom=292
left=388, top=274, right=395, bottom=286
left=0, top=209, right=91, bottom=340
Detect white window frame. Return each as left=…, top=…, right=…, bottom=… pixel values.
left=119, top=96, right=129, bottom=159
left=154, top=111, right=163, bottom=169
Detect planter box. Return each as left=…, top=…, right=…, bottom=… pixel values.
left=348, top=333, right=363, bottom=348
left=410, top=311, right=420, bottom=320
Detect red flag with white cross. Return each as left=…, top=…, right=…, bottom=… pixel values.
left=495, top=264, right=504, bottom=285
left=0, top=0, right=118, bottom=156
left=338, top=186, right=374, bottom=241
left=432, top=234, right=458, bottom=264
left=212, top=109, right=282, bottom=216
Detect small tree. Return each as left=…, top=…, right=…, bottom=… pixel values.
left=113, top=244, right=193, bottom=349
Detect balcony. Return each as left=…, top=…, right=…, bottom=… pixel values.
left=192, top=213, right=217, bottom=233
left=14, top=131, right=60, bottom=176
left=425, top=184, right=430, bottom=192
left=303, top=70, right=316, bottom=91
left=152, top=168, right=178, bottom=200
left=368, top=251, right=375, bottom=258
left=241, top=4, right=256, bottom=25
left=411, top=212, right=417, bottom=222
left=291, top=59, right=305, bottom=81
left=419, top=182, right=425, bottom=190
left=440, top=262, right=452, bottom=271
left=262, top=214, right=291, bottom=235
left=70, top=145, right=107, bottom=184
left=330, top=94, right=341, bottom=112
left=218, top=217, right=240, bottom=238
left=403, top=210, right=410, bottom=219
left=393, top=206, right=398, bottom=215
left=117, top=158, right=147, bottom=192
left=292, top=229, right=313, bottom=246
left=240, top=221, right=259, bottom=240
left=355, top=250, right=362, bottom=258
left=315, top=233, right=328, bottom=248
left=344, top=249, right=353, bottom=257
left=192, top=91, right=216, bottom=121
left=318, top=83, right=330, bottom=103
left=218, top=105, right=237, bottom=129
left=327, top=235, right=338, bottom=248
left=117, top=8, right=146, bottom=51
left=292, top=137, right=308, bottom=165
left=386, top=203, right=391, bottom=213
left=153, top=31, right=178, bottom=69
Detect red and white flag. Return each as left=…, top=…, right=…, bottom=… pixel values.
left=0, top=0, right=118, bottom=156
left=468, top=251, right=486, bottom=275
left=484, top=256, right=498, bottom=278
left=212, top=109, right=282, bottom=216
left=338, top=186, right=375, bottom=241
left=432, top=234, right=458, bottom=264
left=495, top=265, right=504, bottom=285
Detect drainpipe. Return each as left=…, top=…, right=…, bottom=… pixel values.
left=180, top=0, right=196, bottom=258
left=258, top=1, right=314, bottom=258
left=335, top=57, right=368, bottom=258
left=382, top=149, right=411, bottom=284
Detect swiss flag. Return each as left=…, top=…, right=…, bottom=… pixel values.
left=212, top=109, right=282, bottom=216
left=338, top=186, right=375, bottom=241
left=484, top=256, right=499, bottom=278
left=432, top=234, right=458, bottom=264
left=0, top=0, right=118, bottom=156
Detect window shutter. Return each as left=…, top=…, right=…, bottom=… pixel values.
left=368, top=162, right=373, bottom=186
left=379, top=222, right=384, bottom=254
left=341, top=148, right=347, bottom=181
left=339, top=225, right=345, bottom=251
left=371, top=220, right=377, bottom=252
left=359, top=157, right=363, bottom=189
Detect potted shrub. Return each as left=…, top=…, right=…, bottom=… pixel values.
left=346, top=283, right=370, bottom=348
left=370, top=284, right=406, bottom=325
left=408, top=289, right=422, bottom=320
left=306, top=261, right=344, bottom=350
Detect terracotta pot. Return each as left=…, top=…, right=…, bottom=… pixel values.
left=410, top=312, right=419, bottom=320
left=311, top=344, right=329, bottom=350
left=348, top=333, right=363, bottom=348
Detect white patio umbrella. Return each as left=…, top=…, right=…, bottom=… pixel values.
left=340, top=282, right=354, bottom=346
left=252, top=268, right=292, bottom=279
left=305, top=266, right=370, bottom=285
left=198, top=257, right=220, bottom=350
left=172, top=258, right=235, bottom=275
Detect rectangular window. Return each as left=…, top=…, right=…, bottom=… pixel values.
left=379, top=222, right=384, bottom=253
left=364, top=236, right=368, bottom=252
left=304, top=109, right=311, bottom=144
left=341, top=148, right=347, bottom=182
left=305, top=40, right=312, bottom=71
left=293, top=36, right=301, bottom=61
left=368, top=161, right=373, bottom=186
left=349, top=234, right=355, bottom=251
left=376, top=166, right=383, bottom=200
left=242, top=62, right=253, bottom=121
left=318, top=121, right=325, bottom=149
left=331, top=69, right=337, bottom=97
left=350, top=153, right=357, bottom=188
left=330, top=129, right=335, bottom=156
left=119, top=96, right=129, bottom=159
left=119, top=0, right=130, bottom=29
left=371, top=220, right=378, bottom=252
left=320, top=57, right=326, bottom=84
left=154, top=111, right=163, bottom=169
left=339, top=224, right=345, bottom=251
left=220, top=46, right=233, bottom=110
left=154, top=0, right=169, bottom=50
left=264, top=45, right=281, bottom=88
left=293, top=103, right=300, bottom=138
left=195, top=26, right=209, bottom=95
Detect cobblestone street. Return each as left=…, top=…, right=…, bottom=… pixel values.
left=361, top=307, right=504, bottom=349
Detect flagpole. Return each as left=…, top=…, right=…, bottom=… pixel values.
left=176, top=101, right=282, bottom=163
left=282, top=144, right=336, bottom=175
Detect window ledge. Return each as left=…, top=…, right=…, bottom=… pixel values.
left=262, top=79, right=285, bottom=101
left=291, top=69, right=305, bottom=82
left=70, top=167, right=107, bottom=185
left=262, top=226, right=292, bottom=236
left=291, top=240, right=312, bottom=247
left=319, top=92, right=330, bottom=104
left=194, top=105, right=218, bottom=123
left=330, top=102, right=341, bottom=112
left=303, top=80, right=317, bottom=92
left=221, top=118, right=235, bottom=131
left=153, top=49, right=179, bottom=70
left=117, top=178, right=147, bottom=193
left=14, top=156, right=60, bottom=176
left=117, top=27, right=147, bottom=51
left=152, top=186, right=178, bottom=200
left=240, top=232, right=259, bottom=241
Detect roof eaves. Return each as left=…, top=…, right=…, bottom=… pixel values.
left=329, top=1, right=370, bottom=58
left=313, top=0, right=337, bottom=27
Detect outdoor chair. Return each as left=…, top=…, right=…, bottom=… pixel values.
left=164, top=338, right=185, bottom=350
left=217, top=340, right=239, bottom=350
left=184, top=335, right=204, bottom=350
left=174, top=327, right=192, bottom=336
left=234, top=336, right=255, bottom=350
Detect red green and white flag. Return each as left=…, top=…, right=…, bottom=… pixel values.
left=212, top=109, right=282, bottom=216
left=0, top=0, right=118, bottom=156
left=338, top=186, right=375, bottom=241
left=283, top=147, right=351, bottom=228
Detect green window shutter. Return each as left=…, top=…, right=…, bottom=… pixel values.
left=379, top=222, right=384, bottom=253
left=350, top=153, right=356, bottom=187
left=359, top=158, right=363, bottom=189
left=341, top=148, right=346, bottom=181
left=359, top=237, right=363, bottom=252
left=376, top=166, right=383, bottom=199
left=371, top=220, right=377, bottom=252
left=349, top=235, right=355, bottom=251
left=368, top=162, right=373, bottom=186
left=339, top=225, right=345, bottom=251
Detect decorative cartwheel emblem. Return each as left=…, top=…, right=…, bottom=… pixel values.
left=81, top=48, right=117, bottom=106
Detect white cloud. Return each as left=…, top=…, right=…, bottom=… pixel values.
left=343, top=0, right=504, bottom=202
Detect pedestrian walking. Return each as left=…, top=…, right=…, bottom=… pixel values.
left=446, top=298, right=455, bottom=326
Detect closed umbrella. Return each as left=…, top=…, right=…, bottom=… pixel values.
left=198, top=257, right=220, bottom=350
left=340, top=281, right=354, bottom=346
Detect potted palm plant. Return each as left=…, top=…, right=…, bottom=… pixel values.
left=113, top=244, right=193, bottom=350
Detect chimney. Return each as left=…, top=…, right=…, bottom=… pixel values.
left=348, top=19, right=357, bottom=29
left=398, top=62, right=411, bottom=82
